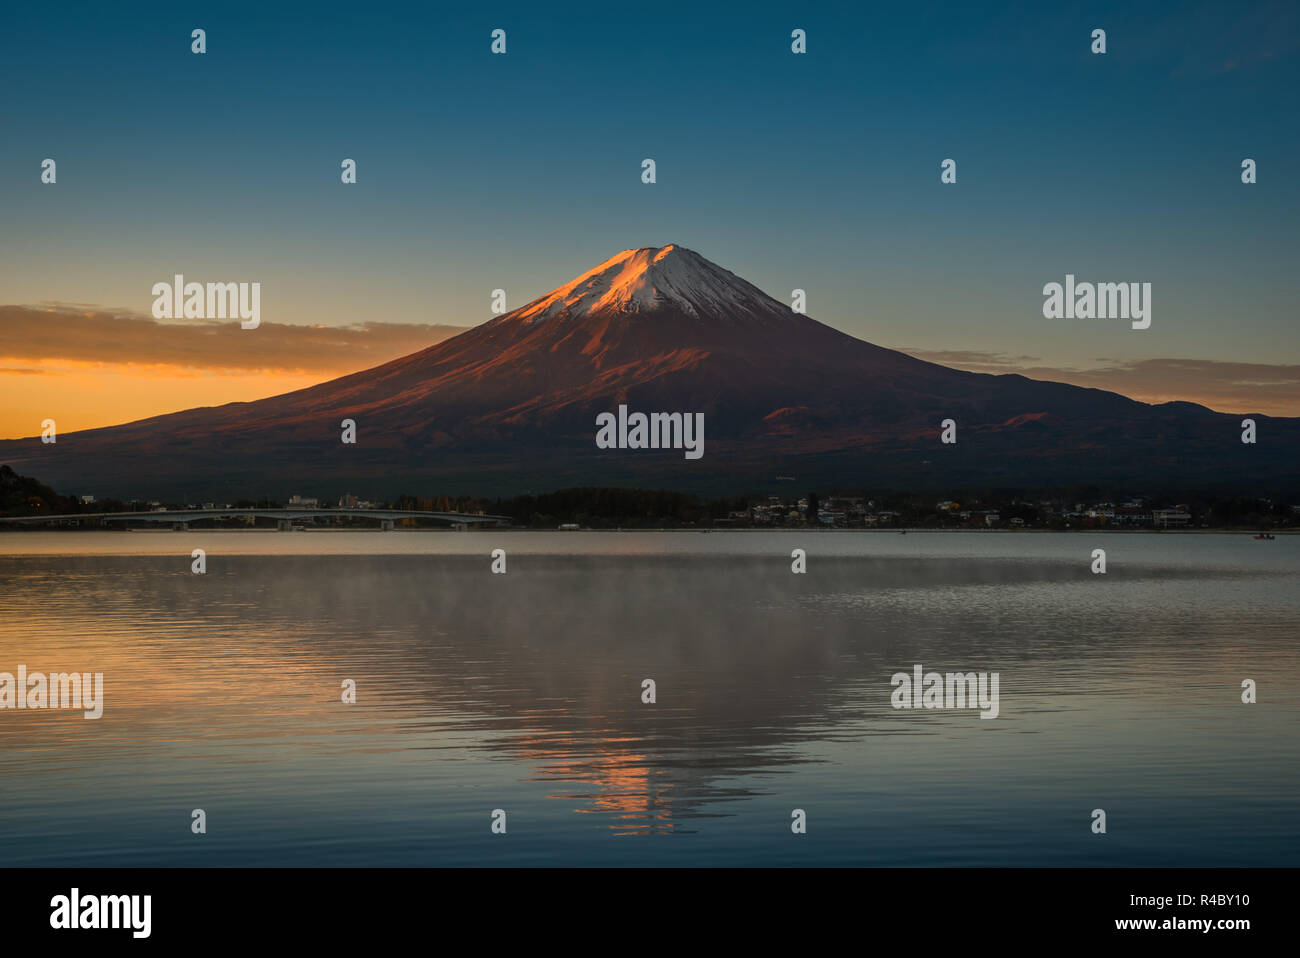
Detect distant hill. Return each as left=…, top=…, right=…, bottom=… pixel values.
left=0, top=464, right=75, bottom=514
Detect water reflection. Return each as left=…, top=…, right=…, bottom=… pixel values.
left=0, top=535, right=1296, bottom=864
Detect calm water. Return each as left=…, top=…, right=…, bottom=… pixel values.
left=0, top=531, right=1296, bottom=866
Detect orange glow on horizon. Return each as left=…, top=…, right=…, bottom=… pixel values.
left=0, top=358, right=337, bottom=439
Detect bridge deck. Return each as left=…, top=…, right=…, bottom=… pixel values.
left=0, top=508, right=510, bottom=525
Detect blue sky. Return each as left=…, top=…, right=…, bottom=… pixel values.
left=1, top=0, right=1297, bottom=374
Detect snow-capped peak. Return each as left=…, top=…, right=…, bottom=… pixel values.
left=510, top=245, right=787, bottom=323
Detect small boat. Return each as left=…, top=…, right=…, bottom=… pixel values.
left=1254, top=534, right=1275, bottom=540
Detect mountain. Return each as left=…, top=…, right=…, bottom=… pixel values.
left=2, top=244, right=1295, bottom=499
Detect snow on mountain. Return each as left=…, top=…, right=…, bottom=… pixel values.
left=509, top=244, right=789, bottom=324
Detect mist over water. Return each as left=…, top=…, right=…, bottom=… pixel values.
left=1, top=532, right=1296, bottom=866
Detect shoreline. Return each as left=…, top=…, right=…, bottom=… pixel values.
left=0, top=525, right=1290, bottom=535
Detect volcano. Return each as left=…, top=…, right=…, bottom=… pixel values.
left=2, top=244, right=1295, bottom=499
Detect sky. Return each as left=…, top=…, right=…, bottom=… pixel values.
left=1, top=0, right=1298, bottom=437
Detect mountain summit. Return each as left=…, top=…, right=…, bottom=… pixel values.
left=509, top=244, right=788, bottom=325
left=1, top=245, right=1293, bottom=498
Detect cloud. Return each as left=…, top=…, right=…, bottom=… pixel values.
left=902, top=348, right=1300, bottom=417
left=899, top=349, right=1041, bottom=373
left=0, top=304, right=468, bottom=374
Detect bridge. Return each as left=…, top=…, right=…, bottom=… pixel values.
left=0, top=508, right=511, bottom=531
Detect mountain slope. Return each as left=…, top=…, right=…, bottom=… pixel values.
left=2, top=245, right=1294, bottom=498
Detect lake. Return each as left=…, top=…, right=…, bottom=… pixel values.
left=0, top=530, right=1296, bottom=866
